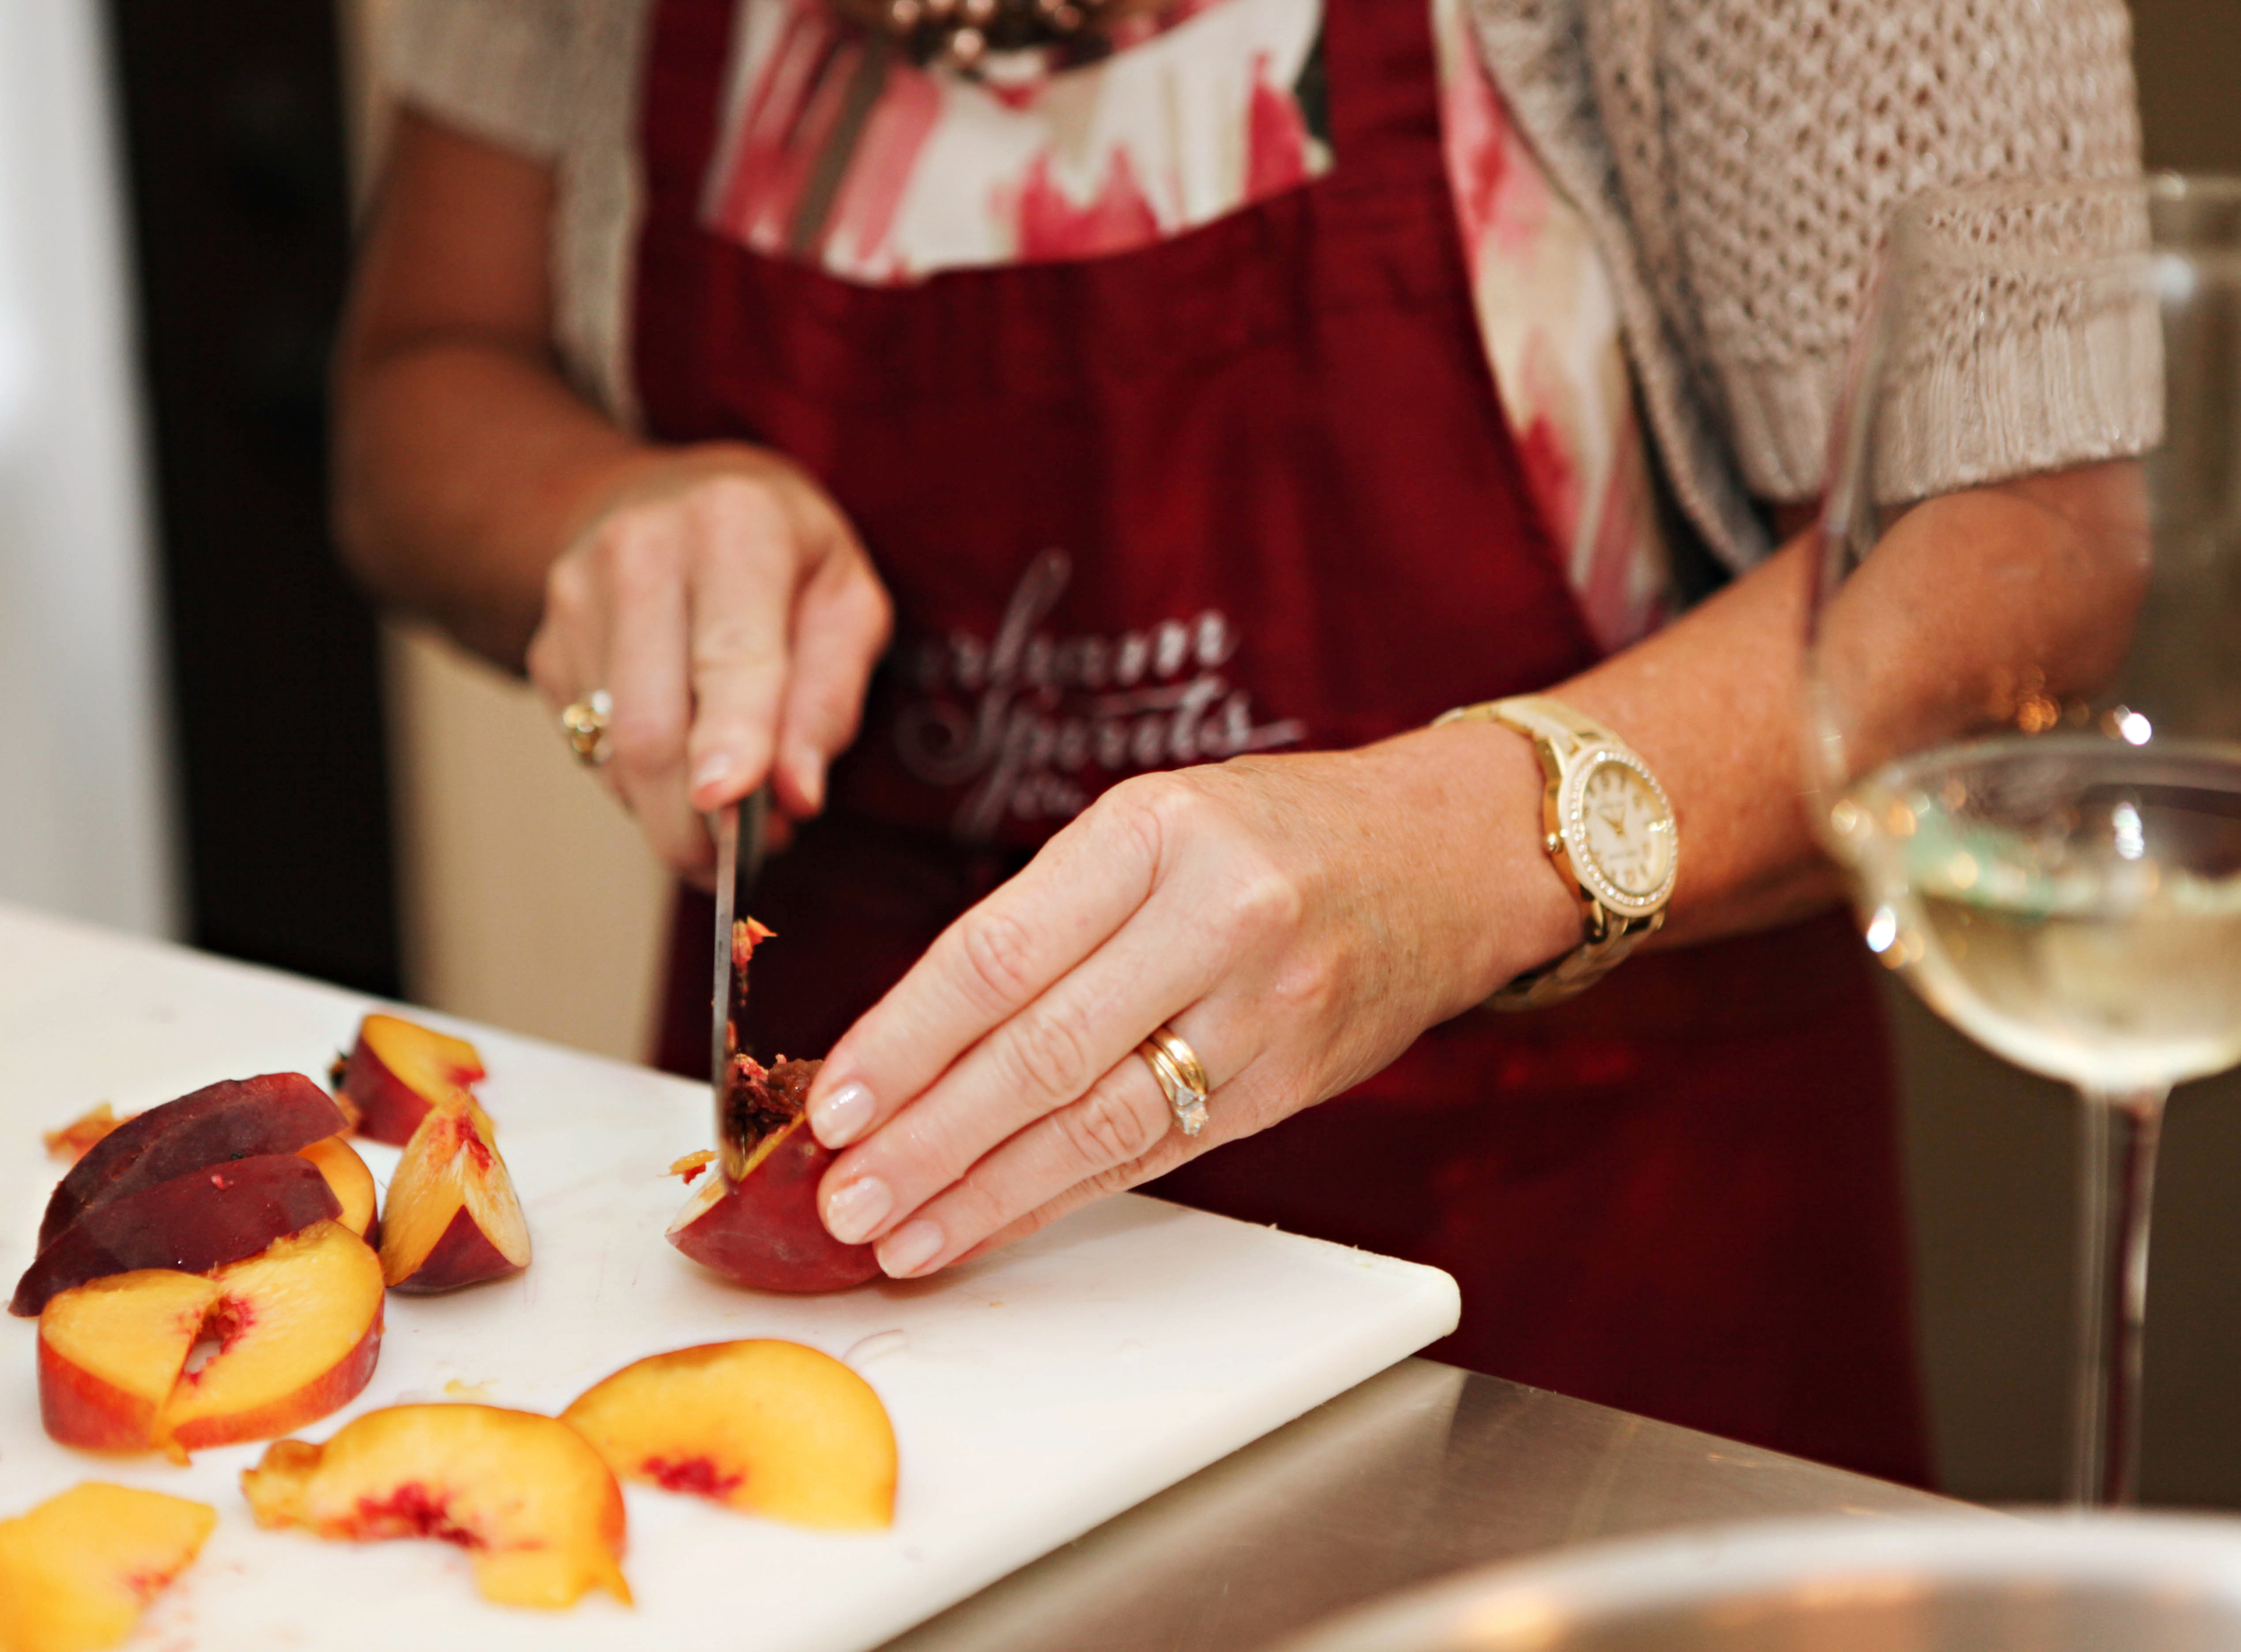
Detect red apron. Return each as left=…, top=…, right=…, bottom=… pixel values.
left=635, top=0, right=1932, bottom=1483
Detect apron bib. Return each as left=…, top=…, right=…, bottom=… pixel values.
left=634, top=0, right=1931, bottom=1483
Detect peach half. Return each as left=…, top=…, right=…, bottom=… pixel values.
left=299, top=1134, right=377, bottom=1241
left=39, top=1220, right=385, bottom=1462
left=241, top=1405, right=631, bottom=1610
left=340, top=1013, right=487, bottom=1146
left=0, top=1483, right=216, bottom=1652
left=13, top=1152, right=342, bottom=1318
left=39, top=1072, right=347, bottom=1250
left=667, top=1057, right=879, bottom=1294
left=563, top=1339, right=896, bottom=1529
left=379, top=1097, right=530, bottom=1293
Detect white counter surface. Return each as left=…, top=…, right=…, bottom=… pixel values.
left=0, top=903, right=1458, bottom=1650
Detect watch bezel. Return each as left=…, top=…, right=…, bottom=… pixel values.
left=1555, top=745, right=1677, bottom=918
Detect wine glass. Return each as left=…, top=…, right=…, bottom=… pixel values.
left=1806, top=175, right=2241, bottom=1506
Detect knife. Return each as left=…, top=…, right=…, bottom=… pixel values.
left=710, top=785, right=771, bottom=1181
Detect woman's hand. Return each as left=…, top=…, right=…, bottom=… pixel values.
left=524, top=445, right=892, bottom=878
left=800, top=729, right=1582, bottom=1278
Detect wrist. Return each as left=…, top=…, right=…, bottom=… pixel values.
left=1384, top=721, right=1588, bottom=1013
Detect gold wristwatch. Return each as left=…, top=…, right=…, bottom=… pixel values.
left=1434, top=695, right=1677, bottom=1009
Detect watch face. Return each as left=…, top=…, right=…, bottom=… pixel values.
left=1568, top=753, right=1676, bottom=909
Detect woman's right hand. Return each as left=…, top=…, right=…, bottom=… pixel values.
left=524, top=443, right=892, bottom=880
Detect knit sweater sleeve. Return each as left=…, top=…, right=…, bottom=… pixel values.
left=1588, top=0, right=2143, bottom=503
left=383, top=0, right=575, bottom=162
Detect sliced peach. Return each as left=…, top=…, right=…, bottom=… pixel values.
left=340, top=1014, right=488, bottom=1146
left=299, top=1134, right=377, bottom=1241
left=159, top=1222, right=385, bottom=1457
left=39, top=1073, right=346, bottom=1250
left=379, top=1097, right=529, bottom=1293
left=39, top=1222, right=385, bottom=1462
left=241, top=1405, right=631, bottom=1609
left=42, top=1103, right=125, bottom=1164
left=563, top=1340, right=896, bottom=1529
left=37, top=1270, right=215, bottom=1453
left=0, top=1483, right=216, bottom=1652
left=668, top=1057, right=878, bottom=1294
left=13, top=1153, right=342, bottom=1318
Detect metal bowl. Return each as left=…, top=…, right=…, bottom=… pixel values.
left=1275, top=1514, right=2241, bottom=1652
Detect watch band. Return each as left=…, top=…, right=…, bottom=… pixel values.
left=1433, top=695, right=1671, bottom=1010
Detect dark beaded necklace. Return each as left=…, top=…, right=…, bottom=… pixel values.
left=834, top=0, right=1117, bottom=67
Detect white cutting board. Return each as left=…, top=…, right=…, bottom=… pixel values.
left=0, top=904, right=1458, bottom=1651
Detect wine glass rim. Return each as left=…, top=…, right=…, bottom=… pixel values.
left=1887, top=171, right=2241, bottom=272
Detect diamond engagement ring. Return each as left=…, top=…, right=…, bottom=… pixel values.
left=1137, top=1024, right=1210, bottom=1137
left=559, top=690, right=614, bottom=767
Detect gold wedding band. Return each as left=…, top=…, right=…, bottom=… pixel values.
left=559, top=690, right=613, bottom=767
left=1137, top=1023, right=1210, bottom=1137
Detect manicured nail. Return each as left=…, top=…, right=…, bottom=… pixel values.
left=794, top=751, right=826, bottom=814
left=822, top=1175, right=893, bottom=1244
left=809, top=1080, right=875, bottom=1147
left=691, top=752, right=736, bottom=797
left=878, top=1218, right=944, bottom=1278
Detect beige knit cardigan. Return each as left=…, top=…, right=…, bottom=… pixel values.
left=387, top=0, right=2141, bottom=572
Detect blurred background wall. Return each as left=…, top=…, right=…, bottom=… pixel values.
left=0, top=3, right=173, bottom=938
left=1, top=0, right=2237, bottom=1505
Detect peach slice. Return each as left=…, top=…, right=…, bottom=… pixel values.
left=563, top=1340, right=896, bottom=1529
left=299, top=1134, right=377, bottom=1241
left=241, top=1405, right=632, bottom=1609
left=0, top=1483, right=216, bottom=1652
left=39, top=1221, right=385, bottom=1461
left=13, top=1153, right=342, bottom=1318
left=668, top=1058, right=879, bottom=1294
left=379, top=1097, right=530, bottom=1293
left=340, top=1013, right=487, bottom=1146
left=39, top=1072, right=346, bottom=1250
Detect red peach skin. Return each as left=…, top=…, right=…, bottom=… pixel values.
left=13, top=1154, right=342, bottom=1318
left=38, top=1074, right=346, bottom=1250
left=668, top=1118, right=880, bottom=1294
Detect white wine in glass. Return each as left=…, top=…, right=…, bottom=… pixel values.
left=1808, top=176, right=2241, bottom=1505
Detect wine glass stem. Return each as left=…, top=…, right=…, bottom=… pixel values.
left=2066, top=1085, right=2168, bottom=1505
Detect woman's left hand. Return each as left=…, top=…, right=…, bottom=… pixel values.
left=801, top=728, right=1580, bottom=1278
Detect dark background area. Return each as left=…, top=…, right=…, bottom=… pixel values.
left=104, top=0, right=398, bottom=997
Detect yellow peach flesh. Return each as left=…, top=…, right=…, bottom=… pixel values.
left=563, top=1339, right=896, bottom=1529
left=379, top=1099, right=530, bottom=1291
left=241, top=1404, right=631, bottom=1609
left=0, top=1482, right=215, bottom=1652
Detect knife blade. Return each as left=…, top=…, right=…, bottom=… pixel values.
left=711, top=787, right=772, bottom=1180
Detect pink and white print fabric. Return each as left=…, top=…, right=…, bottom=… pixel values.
left=698, top=0, right=1672, bottom=647
left=702, top=0, right=1331, bottom=279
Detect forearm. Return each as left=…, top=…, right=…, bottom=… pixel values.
left=334, top=333, right=659, bottom=670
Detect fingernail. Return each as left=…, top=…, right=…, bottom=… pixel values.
left=691, top=752, right=736, bottom=796
left=822, top=1175, right=893, bottom=1245
left=878, top=1218, right=944, bottom=1278
left=809, top=1080, right=874, bottom=1147
left=791, top=745, right=826, bottom=813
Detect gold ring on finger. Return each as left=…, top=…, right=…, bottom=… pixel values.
left=1137, top=1022, right=1210, bottom=1137
left=559, top=689, right=613, bottom=767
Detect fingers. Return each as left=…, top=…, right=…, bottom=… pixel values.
left=862, top=1025, right=1218, bottom=1278
left=525, top=454, right=891, bottom=879
left=814, top=897, right=1226, bottom=1246
left=805, top=782, right=1174, bottom=1153
left=600, top=514, right=707, bottom=872
left=766, top=546, right=891, bottom=818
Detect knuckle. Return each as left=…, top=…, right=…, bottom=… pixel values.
left=1095, top=772, right=1189, bottom=869
left=692, top=475, right=791, bottom=546
left=1227, top=855, right=1306, bottom=941
left=1003, top=998, right=1100, bottom=1103
left=1056, top=1081, right=1163, bottom=1170
left=956, top=907, right=1039, bottom=1008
